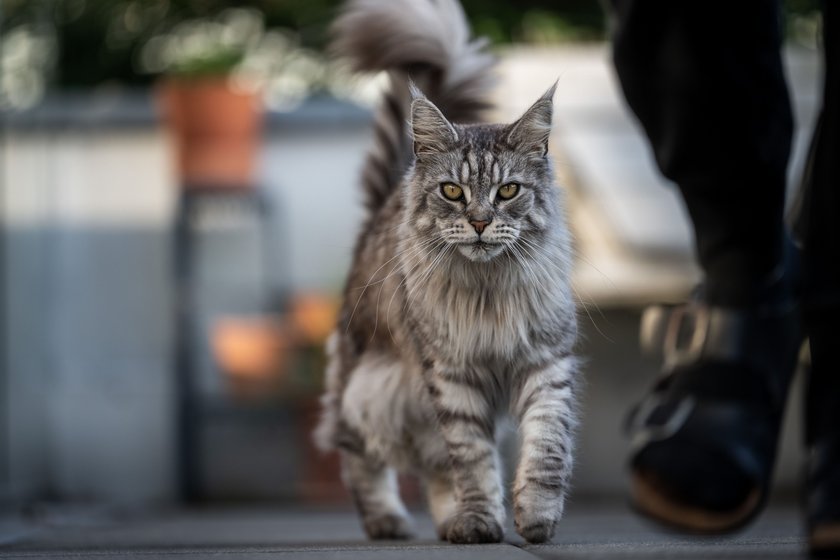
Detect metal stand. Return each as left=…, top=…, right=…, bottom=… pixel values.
left=172, top=186, right=285, bottom=502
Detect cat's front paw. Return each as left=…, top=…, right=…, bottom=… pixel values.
left=444, top=511, right=503, bottom=544
left=514, top=515, right=556, bottom=544
left=363, top=513, right=415, bottom=540
left=513, top=500, right=561, bottom=543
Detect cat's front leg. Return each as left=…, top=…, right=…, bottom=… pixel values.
left=511, top=355, right=578, bottom=543
left=427, top=369, right=505, bottom=544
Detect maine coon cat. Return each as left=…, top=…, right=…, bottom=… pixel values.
left=315, top=0, right=579, bottom=544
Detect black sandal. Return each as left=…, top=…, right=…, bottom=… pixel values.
left=808, top=435, right=840, bottom=558
left=805, top=321, right=840, bottom=558
left=625, top=290, right=802, bottom=534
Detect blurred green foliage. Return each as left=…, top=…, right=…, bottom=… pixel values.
left=0, top=0, right=824, bottom=89
left=0, top=0, right=334, bottom=87
left=166, top=46, right=243, bottom=78
left=463, top=0, right=605, bottom=44
left=0, top=0, right=607, bottom=88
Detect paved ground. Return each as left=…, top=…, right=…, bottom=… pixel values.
left=1, top=503, right=807, bottom=559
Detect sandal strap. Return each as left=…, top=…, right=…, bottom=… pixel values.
left=629, top=300, right=802, bottom=453
left=627, top=396, right=776, bottom=480
left=640, top=301, right=800, bottom=378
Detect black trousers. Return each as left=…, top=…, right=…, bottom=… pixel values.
left=610, top=1, right=839, bottom=439
left=610, top=0, right=838, bottom=310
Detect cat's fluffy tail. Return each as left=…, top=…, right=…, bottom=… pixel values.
left=332, top=0, right=496, bottom=213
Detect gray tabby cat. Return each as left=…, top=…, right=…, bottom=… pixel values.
left=315, top=0, right=579, bottom=545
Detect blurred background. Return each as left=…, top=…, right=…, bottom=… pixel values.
left=0, top=0, right=824, bottom=514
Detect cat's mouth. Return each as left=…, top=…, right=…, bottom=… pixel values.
left=456, top=240, right=504, bottom=262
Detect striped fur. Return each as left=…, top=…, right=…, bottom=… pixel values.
left=315, top=0, right=579, bottom=545
left=331, top=0, right=496, bottom=213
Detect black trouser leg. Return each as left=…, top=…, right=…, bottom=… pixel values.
left=610, top=0, right=794, bottom=306
left=797, top=0, right=840, bottom=317
left=798, top=1, right=840, bottom=448
left=796, top=5, right=840, bottom=541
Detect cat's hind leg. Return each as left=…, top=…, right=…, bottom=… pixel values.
left=424, top=473, right=457, bottom=540
left=341, top=450, right=415, bottom=540
left=336, top=352, right=417, bottom=539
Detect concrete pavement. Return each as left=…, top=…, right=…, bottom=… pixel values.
left=1, top=504, right=806, bottom=559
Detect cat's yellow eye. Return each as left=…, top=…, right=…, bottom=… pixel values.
left=441, top=183, right=464, bottom=201
left=497, top=183, right=519, bottom=200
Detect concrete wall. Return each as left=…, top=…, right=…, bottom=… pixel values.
left=2, top=129, right=177, bottom=505
left=0, top=97, right=373, bottom=506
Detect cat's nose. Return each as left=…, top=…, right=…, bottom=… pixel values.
left=470, top=219, right=491, bottom=234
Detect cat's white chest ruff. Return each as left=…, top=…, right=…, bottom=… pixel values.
left=432, top=283, right=555, bottom=364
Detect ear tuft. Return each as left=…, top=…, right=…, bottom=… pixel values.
left=408, top=79, right=423, bottom=102
left=506, top=81, right=556, bottom=157
left=410, top=90, right=458, bottom=156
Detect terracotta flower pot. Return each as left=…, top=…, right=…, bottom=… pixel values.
left=157, top=77, right=262, bottom=190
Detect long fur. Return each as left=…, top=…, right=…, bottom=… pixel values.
left=315, top=0, right=580, bottom=546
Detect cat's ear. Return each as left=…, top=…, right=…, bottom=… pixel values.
left=506, top=81, right=556, bottom=157
left=410, top=84, right=458, bottom=156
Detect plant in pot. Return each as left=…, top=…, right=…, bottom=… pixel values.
left=145, top=9, right=269, bottom=190
left=143, top=7, right=378, bottom=189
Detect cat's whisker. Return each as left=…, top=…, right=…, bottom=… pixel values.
left=369, top=244, right=431, bottom=342
left=345, top=234, right=445, bottom=332
left=403, top=242, right=454, bottom=314
left=348, top=232, right=441, bottom=295
left=507, top=243, right=553, bottom=298
left=397, top=238, right=450, bottom=316
left=382, top=237, right=449, bottom=343
left=371, top=237, right=448, bottom=342
left=521, top=236, right=618, bottom=295
left=517, top=237, right=614, bottom=342
left=357, top=234, right=445, bottom=290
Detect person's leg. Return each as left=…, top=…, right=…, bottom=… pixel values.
left=610, top=0, right=802, bottom=533
left=611, top=0, right=793, bottom=306
left=795, top=1, right=840, bottom=554
left=800, top=2, right=840, bottom=447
